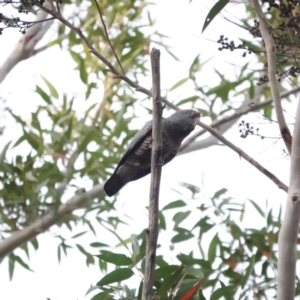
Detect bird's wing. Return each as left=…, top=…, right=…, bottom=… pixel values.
left=117, top=120, right=153, bottom=167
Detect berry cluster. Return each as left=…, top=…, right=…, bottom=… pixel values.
left=217, top=35, right=254, bottom=58
left=239, top=120, right=264, bottom=139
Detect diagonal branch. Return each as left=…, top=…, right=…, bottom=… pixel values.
left=252, top=0, right=292, bottom=153
left=196, top=119, right=288, bottom=193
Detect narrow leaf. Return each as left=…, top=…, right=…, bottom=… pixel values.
left=208, top=233, right=219, bottom=263
left=97, top=268, right=134, bottom=286
left=202, top=0, right=230, bottom=33
left=97, top=251, right=132, bottom=266
left=36, top=85, right=51, bottom=104
left=0, top=141, right=11, bottom=163
left=41, top=75, right=59, bottom=99
left=170, top=78, right=189, bottom=91
left=162, top=200, right=186, bottom=210
left=241, top=255, right=255, bottom=288
left=247, top=199, right=265, bottom=217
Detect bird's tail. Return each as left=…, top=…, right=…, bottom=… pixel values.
left=104, top=174, right=124, bottom=197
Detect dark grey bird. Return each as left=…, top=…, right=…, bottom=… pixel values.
left=104, top=109, right=200, bottom=196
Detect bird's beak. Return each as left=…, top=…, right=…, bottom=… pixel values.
left=193, top=112, right=201, bottom=118
left=192, top=111, right=200, bottom=126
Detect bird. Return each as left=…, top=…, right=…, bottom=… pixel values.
left=104, top=109, right=200, bottom=196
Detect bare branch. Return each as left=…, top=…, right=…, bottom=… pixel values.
left=277, top=99, right=300, bottom=300
left=196, top=119, right=288, bottom=193
left=252, top=0, right=292, bottom=153
left=0, top=10, right=54, bottom=84
left=93, top=0, right=125, bottom=75
left=142, top=48, right=162, bottom=300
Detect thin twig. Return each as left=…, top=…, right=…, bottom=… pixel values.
left=55, top=0, right=61, bottom=15
left=93, top=0, right=125, bottom=75
left=142, top=48, right=162, bottom=300
left=252, top=0, right=292, bottom=153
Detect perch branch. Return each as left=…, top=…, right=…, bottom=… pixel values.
left=142, top=48, right=162, bottom=300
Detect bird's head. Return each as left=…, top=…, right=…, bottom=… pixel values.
left=167, top=109, right=200, bottom=135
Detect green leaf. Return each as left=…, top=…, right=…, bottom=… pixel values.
left=176, top=96, right=199, bottom=106
left=208, top=233, right=219, bottom=263
left=86, top=82, right=97, bottom=100
left=8, top=254, right=15, bottom=280
left=219, top=281, right=233, bottom=300
left=170, top=78, right=189, bottom=91
left=97, top=251, right=133, bottom=266
left=36, top=85, right=52, bottom=104
left=154, top=265, right=181, bottom=281
left=31, top=238, right=39, bottom=250
left=0, top=141, right=11, bottom=163
left=71, top=231, right=87, bottom=239
left=241, top=255, right=255, bottom=288
left=159, top=211, right=166, bottom=230
left=189, top=54, right=201, bottom=79
left=199, top=290, right=207, bottom=300
left=212, top=188, right=227, bottom=200
left=247, top=199, right=265, bottom=218
left=157, top=266, right=184, bottom=296
left=179, top=181, right=200, bottom=195
left=210, top=282, right=236, bottom=300
left=14, top=255, right=33, bottom=271
left=131, top=234, right=140, bottom=258
left=85, top=285, right=99, bottom=296
left=202, top=0, right=229, bottom=33
left=263, top=104, right=273, bottom=119
left=100, top=223, right=130, bottom=251
left=97, top=268, right=134, bottom=286
left=41, top=75, right=59, bottom=99
left=90, top=242, right=109, bottom=248
left=172, top=228, right=194, bottom=243
left=80, top=58, right=88, bottom=84
left=162, top=200, right=186, bottom=210
left=23, top=130, right=40, bottom=152
left=173, top=211, right=191, bottom=228
left=91, top=292, right=113, bottom=300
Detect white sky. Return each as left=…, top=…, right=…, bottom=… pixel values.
left=0, top=1, right=295, bottom=299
